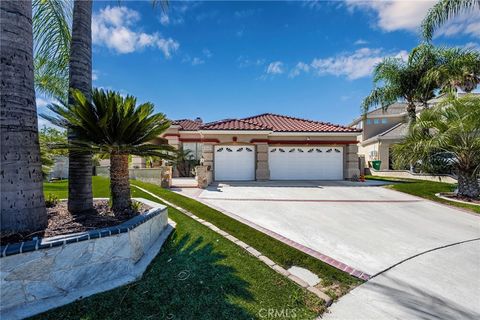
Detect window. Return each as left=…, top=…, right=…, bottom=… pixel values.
left=366, top=119, right=371, bottom=125
left=381, top=118, right=388, bottom=124
left=182, top=142, right=203, bottom=160
left=373, top=119, right=380, bottom=124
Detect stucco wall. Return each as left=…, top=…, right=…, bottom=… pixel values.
left=0, top=199, right=172, bottom=319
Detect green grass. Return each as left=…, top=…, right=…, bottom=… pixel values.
left=131, top=180, right=360, bottom=291
left=38, top=177, right=337, bottom=319
left=366, top=175, right=480, bottom=214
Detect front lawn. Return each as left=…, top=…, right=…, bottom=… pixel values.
left=38, top=177, right=329, bottom=319
left=366, top=175, right=480, bottom=214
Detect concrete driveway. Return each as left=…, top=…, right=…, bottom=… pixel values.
left=176, top=181, right=480, bottom=319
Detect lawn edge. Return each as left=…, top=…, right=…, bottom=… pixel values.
left=132, top=184, right=335, bottom=306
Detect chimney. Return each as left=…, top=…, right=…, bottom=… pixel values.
left=194, top=117, right=203, bottom=124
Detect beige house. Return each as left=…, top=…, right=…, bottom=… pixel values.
left=155, top=113, right=361, bottom=185
left=349, top=103, right=410, bottom=170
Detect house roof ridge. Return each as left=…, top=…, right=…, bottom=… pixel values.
left=200, top=118, right=271, bottom=130
left=243, top=113, right=356, bottom=131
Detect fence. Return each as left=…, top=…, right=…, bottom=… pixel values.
left=95, top=166, right=172, bottom=187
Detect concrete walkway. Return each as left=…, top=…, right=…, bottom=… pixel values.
left=323, top=239, right=480, bottom=320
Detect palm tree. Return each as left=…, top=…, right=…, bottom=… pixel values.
left=362, top=44, right=438, bottom=123
left=42, top=89, right=175, bottom=214
left=66, top=0, right=94, bottom=213
left=33, top=0, right=72, bottom=101
left=425, top=47, right=480, bottom=93
left=393, top=94, right=480, bottom=198
left=422, top=0, right=480, bottom=40
left=1, top=0, right=47, bottom=232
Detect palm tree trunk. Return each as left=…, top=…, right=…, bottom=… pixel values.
left=67, top=0, right=93, bottom=213
left=457, top=170, right=480, bottom=199
left=110, top=153, right=131, bottom=214
left=406, top=102, right=417, bottom=124
left=0, top=0, right=47, bottom=232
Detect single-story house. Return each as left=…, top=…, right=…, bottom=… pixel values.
left=158, top=113, right=361, bottom=184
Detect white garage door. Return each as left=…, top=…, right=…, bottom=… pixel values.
left=269, top=146, right=343, bottom=180
left=215, top=145, right=255, bottom=181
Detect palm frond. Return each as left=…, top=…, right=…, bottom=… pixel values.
left=422, top=0, right=480, bottom=40
left=33, top=0, right=72, bottom=100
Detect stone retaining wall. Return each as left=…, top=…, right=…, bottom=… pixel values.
left=0, top=198, right=174, bottom=319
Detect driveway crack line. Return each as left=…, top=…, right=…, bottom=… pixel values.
left=372, top=238, right=480, bottom=278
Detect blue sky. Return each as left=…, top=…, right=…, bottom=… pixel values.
left=37, top=0, right=480, bottom=127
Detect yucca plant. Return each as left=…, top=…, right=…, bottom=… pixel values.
left=393, top=94, right=480, bottom=198
left=42, top=88, right=175, bottom=214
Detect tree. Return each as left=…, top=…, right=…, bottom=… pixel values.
left=39, top=126, right=68, bottom=177
left=33, top=0, right=72, bottom=101
left=425, top=47, right=480, bottom=93
left=362, top=44, right=438, bottom=123
left=67, top=0, right=94, bottom=213
left=42, top=89, right=175, bottom=215
left=422, top=0, right=480, bottom=40
left=1, top=0, right=47, bottom=232
left=393, top=94, right=480, bottom=198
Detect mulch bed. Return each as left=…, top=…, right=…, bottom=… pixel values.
left=444, top=194, right=480, bottom=205
left=0, top=200, right=151, bottom=246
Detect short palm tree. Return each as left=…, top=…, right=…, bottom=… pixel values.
left=362, top=44, right=438, bottom=123
left=422, top=0, right=480, bottom=40
left=393, top=94, right=480, bottom=198
left=42, top=89, right=175, bottom=214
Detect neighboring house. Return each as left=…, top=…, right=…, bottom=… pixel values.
left=153, top=113, right=361, bottom=183
left=349, top=103, right=410, bottom=170
left=351, top=93, right=479, bottom=171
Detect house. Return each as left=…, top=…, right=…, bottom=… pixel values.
left=156, top=113, right=361, bottom=184
left=349, top=103, right=409, bottom=170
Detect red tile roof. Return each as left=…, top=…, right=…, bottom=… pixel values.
left=200, top=119, right=270, bottom=130
left=200, top=113, right=359, bottom=132
left=172, top=119, right=203, bottom=131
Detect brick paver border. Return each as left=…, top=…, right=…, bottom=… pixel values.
left=132, top=185, right=336, bottom=306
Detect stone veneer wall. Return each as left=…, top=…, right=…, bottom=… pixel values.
left=0, top=198, right=173, bottom=320
left=201, top=143, right=214, bottom=184
left=255, top=143, right=270, bottom=180
left=344, top=144, right=360, bottom=179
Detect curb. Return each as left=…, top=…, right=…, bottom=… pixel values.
left=132, top=185, right=333, bottom=306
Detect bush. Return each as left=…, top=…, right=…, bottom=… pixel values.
left=45, top=193, right=59, bottom=208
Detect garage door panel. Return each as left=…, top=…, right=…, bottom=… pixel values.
left=215, top=146, right=255, bottom=181
left=269, top=147, right=343, bottom=180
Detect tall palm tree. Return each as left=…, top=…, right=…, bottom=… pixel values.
left=362, top=44, right=438, bottom=123
left=422, top=0, right=480, bottom=40
left=67, top=0, right=93, bottom=213
left=43, top=89, right=175, bottom=214
left=425, top=47, right=480, bottom=93
left=393, top=94, right=480, bottom=198
left=1, top=0, right=47, bottom=232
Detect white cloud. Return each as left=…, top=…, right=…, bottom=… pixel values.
left=92, top=6, right=179, bottom=57
left=191, top=57, right=205, bottom=65
left=346, top=0, right=480, bottom=38
left=202, top=48, right=212, bottom=58
left=290, top=48, right=408, bottom=80
left=159, top=13, right=170, bottom=26
left=266, top=61, right=284, bottom=75
left=92, top=70, right=99, bottom=81
left=289, top=62, right=310, bottom=78
left=354, top=39, right=368, bottom=45
left=237, top=56, right=265, bottom=68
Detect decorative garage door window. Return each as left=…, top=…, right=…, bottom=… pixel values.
left=289, top=148, right=295, bottom=153
left=217, top=147, right=224, bottom=152
left=270, top=148, right=277, bottom=153
left=237, top=147, right=244, bottom=152
left=246, top=147, right=253, bottom=152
